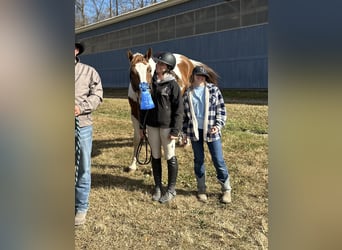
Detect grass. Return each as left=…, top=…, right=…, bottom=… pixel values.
left=75, top=90, right=268, bottom=250
left=103, top=88, right=268, bottom=105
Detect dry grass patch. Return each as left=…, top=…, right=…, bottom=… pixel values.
left=75, top=95, right=268, bottom=250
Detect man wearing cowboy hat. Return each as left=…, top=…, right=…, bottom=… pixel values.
left=74, top=42, right=103, bottom=226
left=75, top=42, right=84, bottom=57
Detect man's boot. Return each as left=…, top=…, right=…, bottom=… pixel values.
left=159, top=156, right=178, bottom=203
left=151, top=157, right=162, bottom=201
left=196, top=175, right=207, bottom=203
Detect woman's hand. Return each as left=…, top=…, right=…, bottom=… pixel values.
left=210, top=126, right=219, bottom=134
left=182, top=135, right=188, bottom=145
left=139, top=129, right=146, bottom=139
left=169, top=134, right=178, bottom=140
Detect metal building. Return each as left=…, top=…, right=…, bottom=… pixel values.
left=75, top=0, right=268, bottom=89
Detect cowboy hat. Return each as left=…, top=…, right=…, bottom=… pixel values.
left=75, top=42, right=84, bottom=56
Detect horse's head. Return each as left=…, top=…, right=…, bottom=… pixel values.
left=127, top=48, right=155, bottom=93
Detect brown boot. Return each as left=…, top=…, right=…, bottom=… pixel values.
left=75, top=211, right=87, bottom=226
left=219, top=177, right=232, bottom=203
left=197, top=193, right=208, bottom=203
left=196, top=175, right=207, bottom=203
left=221, top=191, right=232, bottom=204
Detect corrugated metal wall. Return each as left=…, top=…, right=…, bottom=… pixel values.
left=77, top=0, right=268, bottom=89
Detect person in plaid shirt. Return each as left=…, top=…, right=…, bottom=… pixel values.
left=182, top=66, right=231, bottom=203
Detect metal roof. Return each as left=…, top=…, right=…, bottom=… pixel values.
left=75, top=0, right=190, bottom=34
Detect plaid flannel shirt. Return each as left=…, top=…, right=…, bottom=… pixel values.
left=182, top=83, right=226, bottom=142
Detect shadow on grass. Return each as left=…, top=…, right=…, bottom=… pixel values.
left=91, top=138, right=133, bottom=157
left=91, top=173, right=148, bottom=191
left=91, top=172, right=196, bottom=197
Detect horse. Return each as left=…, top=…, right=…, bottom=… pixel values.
left=126, top=48, right=219, bottom=172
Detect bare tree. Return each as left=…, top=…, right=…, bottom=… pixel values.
left=75, top=0, right=87, bottom=27
left=109, top=0, right=120, bottom=16
left=115, top=0, right=119, bottom=15
left=89, top=0, right=107, bottom=22
left=75, top=0, right=165, bottom=28
left=138, top=0, right=144, bottom=8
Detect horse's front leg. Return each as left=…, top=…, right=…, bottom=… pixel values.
left=127, top=115, right=140, bottom=172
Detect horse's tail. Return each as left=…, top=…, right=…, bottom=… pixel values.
left=190, top=60, right=220, bottom=85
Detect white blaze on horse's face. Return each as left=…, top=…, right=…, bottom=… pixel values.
left=135, top=61, right=150, bottom=84
left=128, top=52, right=155, bottom=102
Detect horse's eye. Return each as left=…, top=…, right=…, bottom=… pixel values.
left=147, top=68, right=152, bottom=73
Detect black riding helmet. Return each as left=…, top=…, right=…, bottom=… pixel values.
left=153, top=52, right=176, bottom=70
left=192, top=66, right=209, bottom=77
left=192, top=65, right=209, bottom=80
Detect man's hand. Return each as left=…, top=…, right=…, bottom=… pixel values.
left=75, top=105, right=81, bottom=116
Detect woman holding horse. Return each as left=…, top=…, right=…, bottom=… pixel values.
left=182, top=66, right=232, bottom=204
left=139, top=52, right=183, bottom=203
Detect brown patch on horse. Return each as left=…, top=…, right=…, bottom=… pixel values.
left=128, top=97, right=140, bottom=120
left=176, top=55, right=195, bottom=95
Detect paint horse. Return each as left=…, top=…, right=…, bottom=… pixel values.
left=127, top=48, right=218, bottom=172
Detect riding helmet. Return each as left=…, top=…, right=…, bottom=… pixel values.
left=192, top=65, right=209, bottom=79
left=153, top=52, right=176, bottom=70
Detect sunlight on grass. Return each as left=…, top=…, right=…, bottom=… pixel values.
left=75, top=93, right=268, bottom=250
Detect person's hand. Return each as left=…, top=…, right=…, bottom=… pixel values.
left=182, top=135, right=188, bottom=145
left=75, top=105, right=81, bottom=116
left=139, top=129, right=146, bottom=139
left=169, top=134, right=178, bottom=140
left=210, top=126, right=219, bottom=134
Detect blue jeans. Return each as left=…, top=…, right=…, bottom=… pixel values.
left=75, top=125, right=93, bottom=213
left=191, top=129, right=229, bottom=183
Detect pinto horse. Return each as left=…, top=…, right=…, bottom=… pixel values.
left=127, top=48, right=218, bottom=172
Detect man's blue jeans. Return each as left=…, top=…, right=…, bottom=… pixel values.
left=75, top=125, right=93, bottom=213
left=191, top=129, right=229, bottom=184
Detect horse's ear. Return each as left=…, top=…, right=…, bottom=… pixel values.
left=127, top=50, right=133, bottom=61
left=146, top=48, right=152, bottom=60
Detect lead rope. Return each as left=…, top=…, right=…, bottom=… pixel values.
left=75, top=117, right=81, bottom=185
left=136, top=132, right=152, bottom=165
left=135, top=111, right=152, bottom=165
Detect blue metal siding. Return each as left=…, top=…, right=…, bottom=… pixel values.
left=80, top=24, right=267, bottom=89
left=77, top=0, right=227, bottom=39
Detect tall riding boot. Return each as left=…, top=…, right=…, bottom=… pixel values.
left=159, top=156, right=178, bottom=203
left=151, top=157, right=162, bottom=201
left=196, top=175, right=207, bottom=202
